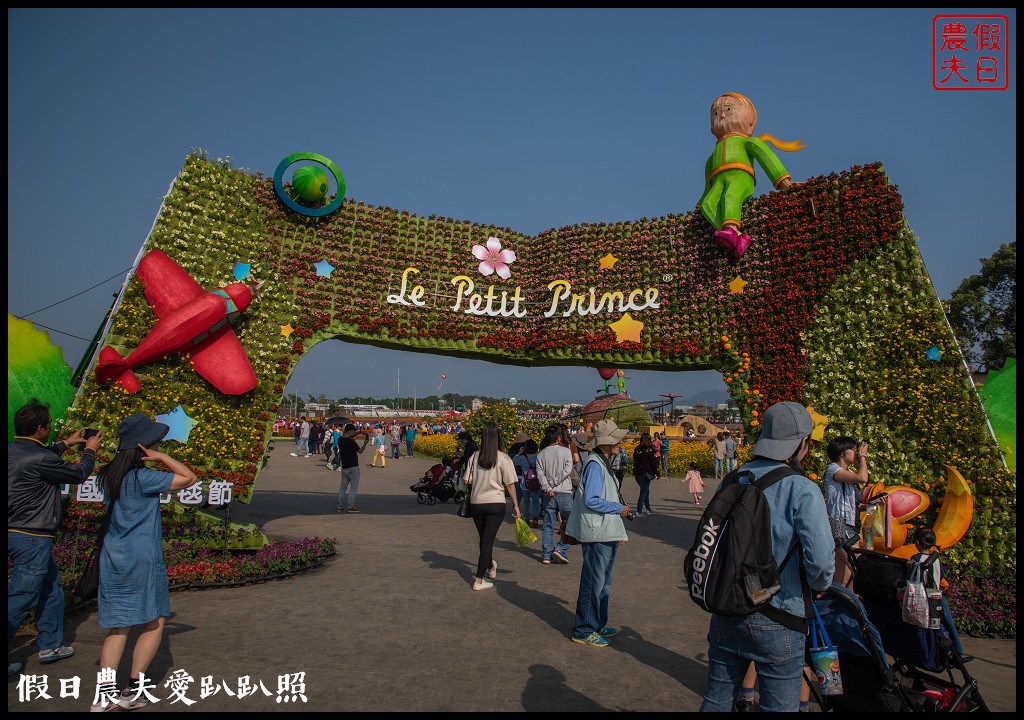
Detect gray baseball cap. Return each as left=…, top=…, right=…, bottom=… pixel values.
left=752, top=402, right=813, bottom=461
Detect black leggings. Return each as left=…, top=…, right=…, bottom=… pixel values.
left=470, top=503, right=506, bottom=579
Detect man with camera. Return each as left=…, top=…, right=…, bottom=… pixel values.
left=565, top=419, right=633, bottom=648
left=8, top=400, right=103, bottom=676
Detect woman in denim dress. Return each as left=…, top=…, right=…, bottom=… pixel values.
left=92, top=413, right=197, bottom=711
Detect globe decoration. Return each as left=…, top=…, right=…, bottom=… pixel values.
left=273, top=152, right=347, bottom=218
left=579, top=395, right=652, bottom=430
left=292, top=165, right=329, bottom=202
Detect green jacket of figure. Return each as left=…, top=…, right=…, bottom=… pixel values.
left=699, top=133, right=792, bottom=231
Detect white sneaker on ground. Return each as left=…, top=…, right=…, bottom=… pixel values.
left=487, top=561, right=497, bottom=579
left=552, top=551, right=569, bottom=564
left=38, top=645, right=74, bottom=664
left=290, top=452, right=298, bottom=457
left=473, top=580, right=494, bottom=591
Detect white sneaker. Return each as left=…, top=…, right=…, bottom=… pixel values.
left=473, top=579, right=494, bottom=591
left=290, top=452, right=298, bottom=457
left=487, top=561, right=497, bottom=579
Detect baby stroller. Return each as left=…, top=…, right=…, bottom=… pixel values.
left=805, top=551, right=989, bottom=712
left=409, top=457, right=464, bottom=505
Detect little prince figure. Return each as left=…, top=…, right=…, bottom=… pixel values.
left=697, top=93, right=804, bottom=259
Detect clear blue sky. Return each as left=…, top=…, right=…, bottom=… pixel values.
left=7, top=9, right=1016, bottom=407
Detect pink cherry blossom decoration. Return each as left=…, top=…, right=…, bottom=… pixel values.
left=471, top=236, right=517, bottom=279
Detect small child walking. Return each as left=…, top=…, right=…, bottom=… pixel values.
left=684, top=462, right=705, bottom=505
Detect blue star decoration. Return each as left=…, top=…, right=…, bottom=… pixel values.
left=155, top=405, right=197, bottom=444
left=233, top=262, right=251, bottom=281
left=926, top=346, right=942, bottom=362
left=314, top=259, right=335, bottom=278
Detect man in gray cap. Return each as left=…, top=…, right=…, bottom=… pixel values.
left=699, top=401, right=834, bottom=712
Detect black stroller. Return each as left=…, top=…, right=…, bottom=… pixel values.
left=409, top=457, right=464, bottom=505
left=805, top=551, right=989, bottom=712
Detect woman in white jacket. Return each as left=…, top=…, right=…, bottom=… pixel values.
left=465, top=423, right=521, bottom=591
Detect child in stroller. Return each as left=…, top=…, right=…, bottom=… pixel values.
left=409, top=457, right=464, bottom=505
left=804, top=550, right=988, bottom=712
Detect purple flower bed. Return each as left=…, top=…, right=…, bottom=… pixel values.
left=944, top=562, right=1016, bottom=638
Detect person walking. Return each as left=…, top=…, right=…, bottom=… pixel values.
left=660, top=433, right=670, bottom=479
left=368, top=428, right=387, bottom=468
left=652, top=432, right=662, bottom=479
left=513, top=436, right=541, bottom=529
left=390, top=424, right=402, bottom=460
left=713, top=432, right=727, bottom=479
left=404, top=424, right=416, bottom=457
left=823, top=435, right=869, bottom=588
left=464, top=423, right=521, bottom=591
left=631, top=432, right=658, bottom=516
left=699, top=402, right=834, bottom=712
left=566, top=419, right=632, bottom=648
left=724, top=431, right=738, bottom=473
left=91, top=412, right=198, bottom=711
left=536, top=424, right=575, bottom=566
left=683, top=462, right=705, bottom=505
left=8, top=401, right=102, bottom=676
left=336, top=424, right=370, bottom=513
left=290, top=417, right=311, bottom=457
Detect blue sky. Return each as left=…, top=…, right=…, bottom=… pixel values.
left=7, top=9, right=1016, bottom=407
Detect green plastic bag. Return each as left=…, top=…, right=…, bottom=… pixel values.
left=515, top=517, right=537, bottom=547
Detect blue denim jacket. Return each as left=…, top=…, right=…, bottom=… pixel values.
left=734, top=458, right=835, bottom=619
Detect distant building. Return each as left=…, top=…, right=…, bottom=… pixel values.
left=471, top=398, right=484, bottom=411
left=508, top=397, right=518, bottom=406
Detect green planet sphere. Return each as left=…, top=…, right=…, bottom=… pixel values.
left=292, top=166, right=329, bottom=202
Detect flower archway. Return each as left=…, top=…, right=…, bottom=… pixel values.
left=64, top=151, right=1012, bottom=565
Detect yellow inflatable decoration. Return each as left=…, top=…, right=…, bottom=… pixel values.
left=860, top=466, right=974, bottom=560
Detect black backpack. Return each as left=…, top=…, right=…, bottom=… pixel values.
left=684, top=466, right=807, bottom=630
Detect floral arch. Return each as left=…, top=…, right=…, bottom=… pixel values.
left=64, top=151, right=1013, bottom=564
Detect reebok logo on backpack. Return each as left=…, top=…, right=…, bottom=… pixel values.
left=684, top=466, right=798, bottom=618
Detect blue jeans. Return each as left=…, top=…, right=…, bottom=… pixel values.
left=726, top=457, right=737, bottom=473
left=522, top=488, right=541, bottom=520
left=635, top=474, right=654, bottom=513
left=700, top=612, right=806, bottom=712
left=406, top=439, right=414, bottom=456
left=541, top=493, right=573, bottom=561
left=7, top=532, right=65, bottom=650
left=297, top=437, right=309, bottom=454
left=573, top=541, right=620, bottom=638
left=714, top=457, right=724, bottom=477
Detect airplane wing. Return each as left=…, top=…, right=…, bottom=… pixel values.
left=136, top=249, right=207, bottom=319
left=189, top=329, right=258, bottom=395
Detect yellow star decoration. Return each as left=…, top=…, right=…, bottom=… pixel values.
left=280, top=323, right=294, bottom=339
left=806, top=406, right=830, bottom=442
left=729, top=276, right=748, bottom=294
left=598, top=253, right=618, bottom=270
left=609, top=313, right=644, bottom=343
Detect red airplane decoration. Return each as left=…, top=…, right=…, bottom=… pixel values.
left=95, top=249, right=259, bottom=395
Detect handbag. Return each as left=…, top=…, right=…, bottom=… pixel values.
left=901, top=559, right=930, bottom=628
left=457, top=458, right=476, bottom=518
left=75, top=489, right=116, bottom=601
left=809, top=603, right=844, bottom=695
left=558, top=518, right=580, bottom=546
